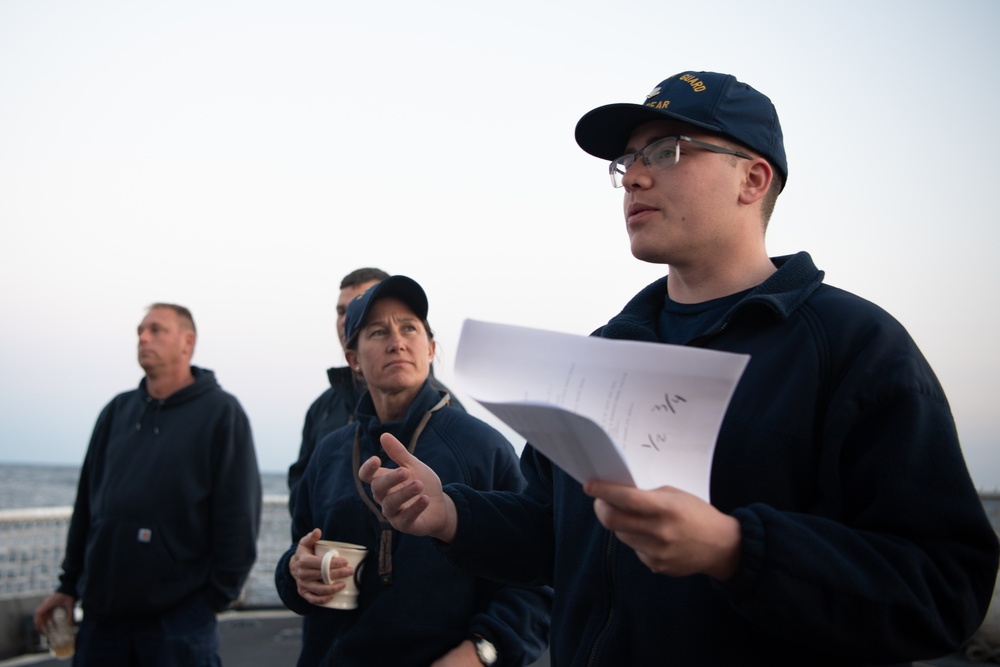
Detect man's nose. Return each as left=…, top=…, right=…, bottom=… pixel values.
left=622, top=158, right=652, bottom=191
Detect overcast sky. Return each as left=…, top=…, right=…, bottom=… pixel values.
left=2, top=0, right=998, bottom=491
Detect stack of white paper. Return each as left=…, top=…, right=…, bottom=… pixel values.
left=454, top=319, right=749, bottom=502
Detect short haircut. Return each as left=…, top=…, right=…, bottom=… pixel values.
left=716, top=134, right=783, bottom=230
left=147, top=303, right=196, bottom=334
left=761, top=172, right=783, bottom=229
left=340, top=268, right=390, bottom=290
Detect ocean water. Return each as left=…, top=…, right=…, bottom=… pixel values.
left=0, top=463, right=289, bottom=511
left=0, top=464, right=80, bottom=511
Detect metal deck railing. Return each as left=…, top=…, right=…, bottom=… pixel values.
left=0, top=496, right=292, bottom=607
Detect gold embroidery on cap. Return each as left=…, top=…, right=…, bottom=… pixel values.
left=679, top=74, right=707, bottom=92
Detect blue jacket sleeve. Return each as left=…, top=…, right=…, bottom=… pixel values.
left=460, top=442, right=552, bottom=666
left=718, top=392, right=998, bottom=659
left=442, top=445, right=557, bottom=588
left=275, top=460, right=319, bottom=616
left=57, top=407, right=108, bottom=598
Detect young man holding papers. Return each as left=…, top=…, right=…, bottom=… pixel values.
left=360, top=71, right=998, bottom=665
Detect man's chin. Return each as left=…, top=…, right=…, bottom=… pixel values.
left=628, top=233, right=673, bottom=265
left=630, top=246, right=672, bottom=265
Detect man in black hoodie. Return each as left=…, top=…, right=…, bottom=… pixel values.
left=34, top=303, right=261, bottom=667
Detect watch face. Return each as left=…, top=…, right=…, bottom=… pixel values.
left=476, top=638, right=498, bottom=665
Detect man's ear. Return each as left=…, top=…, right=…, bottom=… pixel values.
left=739, top=158, right=772, bottom=206
left=184, top=331, right=197, bottom=357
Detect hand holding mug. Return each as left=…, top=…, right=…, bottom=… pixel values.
left=314, top=540, right=367, bottom=610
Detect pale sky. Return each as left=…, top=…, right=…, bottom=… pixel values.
left=2, top=0, right=998, bottom=490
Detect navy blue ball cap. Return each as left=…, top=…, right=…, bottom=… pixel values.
left=575, top=71, right=787, bottom=188
left=344, top=275, right=429, bottom=346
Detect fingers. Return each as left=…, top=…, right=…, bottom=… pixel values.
left=357, top=433, right=414, bottom=489
left=383, top=492, right=431, bottom=526
left=358, top=443, right=417, bottom=504
left=586, top=482, right=742, bottom=579
left=358, top=455, right=382, bottom=485
left=296, top=578, right=347, bottom=605
left=429, top=639, right=478, bottom=666
left=289, top=534, right=353, bottom=605
left=291, top=528, right=333, bottom=583
left=359, top=432, right=454, bottom=541
left=33, top=593, right=73, bottom=633
left=585, top=480, right=659, bottom=513
left=586, top=481, right=655, bottom=534
left=378, top=475, right=426, bottom=518
left=296, top=552, right=352, bottom=604
left=33, top=598, right=55, bottom=632
left=322, top=560, right=356, bottom=582
left=363, top=440, right=426, bottom=508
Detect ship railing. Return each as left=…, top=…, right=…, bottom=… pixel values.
left=0, top=495, right=291, bottom=608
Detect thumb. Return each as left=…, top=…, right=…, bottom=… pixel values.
left=379, top=432, right=415, bottom=467
left=299, top=527, right=322, bottom=549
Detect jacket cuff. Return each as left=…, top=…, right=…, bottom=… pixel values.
left=715, top=506, right=765, bottom=600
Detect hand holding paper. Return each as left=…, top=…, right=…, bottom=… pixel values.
left=454, top=320, right=749, bottom=502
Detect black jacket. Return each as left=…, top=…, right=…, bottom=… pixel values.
left=59, top=367, right=261, bottom=617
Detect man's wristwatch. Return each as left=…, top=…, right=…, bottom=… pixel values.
left=473, top=635, right=498, bottom=666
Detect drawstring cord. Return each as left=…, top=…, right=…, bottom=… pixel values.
left=352, top=393, right=450, bottom=587
left=135, top=397, right=163, bottom=435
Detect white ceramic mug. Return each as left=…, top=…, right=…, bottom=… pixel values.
left=314, top=540, right=367, bottom=610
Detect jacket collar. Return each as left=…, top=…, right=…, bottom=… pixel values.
left=597, top=251, right=824, bottom=342
left=138, top=365, right=217, bottom=405
left=355, top=380, right=444, bottom=453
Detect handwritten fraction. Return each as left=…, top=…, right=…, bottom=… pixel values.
left=643, top=393, right=688, bottom=451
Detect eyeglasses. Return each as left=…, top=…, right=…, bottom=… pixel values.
left=609, top=135, right=753, bottom=188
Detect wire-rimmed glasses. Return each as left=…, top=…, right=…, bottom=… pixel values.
left=609, top=135, right=753, bottom=188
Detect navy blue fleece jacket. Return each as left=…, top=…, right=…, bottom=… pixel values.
left=276, top=380, right=551, bottom=667
left=441, top=252, right=998, bottom=666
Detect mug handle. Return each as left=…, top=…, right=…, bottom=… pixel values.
left=353, top=559, right=365, bottom=589
left=320, top=548, right=340, bottom=585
